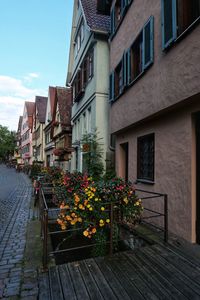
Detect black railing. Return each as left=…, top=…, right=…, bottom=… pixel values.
left=135, top=189, right=168, bottom=243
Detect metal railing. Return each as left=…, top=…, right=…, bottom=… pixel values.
left=135, top=189, right=168, bottom=243
left=39, top=185, right=168, bottom=270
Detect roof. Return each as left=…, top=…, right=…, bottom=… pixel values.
left=17, top=116, right=23, bottom=133
left=49, top=86, right=57, bottom=117
left=81, top=0, right=110, bottom=34
left=25, top=101, right=35, bottom=116
left=35, top=96, right=48, bottom=123
left=56, top=87, right=72, bottom=130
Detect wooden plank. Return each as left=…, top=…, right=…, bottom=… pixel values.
left=104, top=255, right=144, bottom=299
left=84, top=258, right=118, bottom=300
left=151, top=244, right=200, bottom=281
left=95, top=256, right=131, bottom=300
left=114, top=252, right=160, bottom=300
left=141, top=247, right=200, bottom=298
left=68, top=261, right=90, bottom=300
left=58, top=264, right=77, bottom=300
left=132, top=249, right=188, bottom=299
left=78, top=260, right=104, bottom=300
left=123, top=251, right=177, bottom=300
left=166, top=242, right=200, bottom=268
left=49, top=266, right=64, bottom=300
left=38, top=273, right=51, bottom=300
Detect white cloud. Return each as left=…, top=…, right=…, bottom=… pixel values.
left=23, top=72, right=40, bottom=83
left=0, top=75, right=46, bottom=131
left=29, top=73, right=39, bottom=78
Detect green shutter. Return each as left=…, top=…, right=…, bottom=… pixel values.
left=143, top=16, right=154, bottom=70
left=161, top=0, right=177, bottom=50
left=127, top=48, right=131, bottom=84
left=109, top=72, right=115, bottom=102
left=110, top=8, right=115, bottom=37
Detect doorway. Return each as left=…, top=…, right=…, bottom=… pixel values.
left=120, top=142, right=129, bottom=181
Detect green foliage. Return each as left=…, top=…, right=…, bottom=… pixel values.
left=81, top=131, right=104, bottom=181
left=0, top=125, right=16, bottom=160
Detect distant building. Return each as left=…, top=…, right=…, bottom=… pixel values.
left=32, top=96, right=47, bottom=163
left=109, top=0, right=200, bottom=243
left=67, top=0, right=112, bottom=173
left=44, top=87, right=56, bottom=167
left=15, top=116, right=23, bottom=164
left=21, top=102, right=35, bottom=165
left=51, top=87, right=73, bottom=171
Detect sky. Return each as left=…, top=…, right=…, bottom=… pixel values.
left=0, top=0, right=73, bottom=131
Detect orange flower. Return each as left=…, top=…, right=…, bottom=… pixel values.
left=92, top=227, right=96, bottom=234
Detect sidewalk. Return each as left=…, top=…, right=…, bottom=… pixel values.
left=0, top=167, right=41, bottom=299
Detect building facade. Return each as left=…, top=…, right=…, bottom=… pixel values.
left=67, top=0, right=112, bottom=173
left=32, top=96, right=47, bottom=163
left=109, top=0, right=200, bottom=243
left=51, top=87, right=73, bottom=171
left=21, top=102, right=35, bottom=165
left=44, top=87, right=56, bottom=167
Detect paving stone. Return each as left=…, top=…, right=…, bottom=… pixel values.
left=20, top=288, right=38, bottom=297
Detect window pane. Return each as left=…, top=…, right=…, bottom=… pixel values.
left=137, top=133, right=154, bottom=181
left=164, top=0, right=173, bottom=44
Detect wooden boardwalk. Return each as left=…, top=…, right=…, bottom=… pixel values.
left=39, top=243, right=200, bottom=299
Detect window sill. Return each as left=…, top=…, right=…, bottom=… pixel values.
left=135, top=179, right=155, bottom=185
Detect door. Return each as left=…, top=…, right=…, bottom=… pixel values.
left=196, top=113, right=200, bottom=243
left=120, top=142, right=129, bottom=181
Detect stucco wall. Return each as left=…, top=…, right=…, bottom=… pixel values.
left=115, top=98, right=200, bottom=242
left=110, top=0, right=200, bottom=134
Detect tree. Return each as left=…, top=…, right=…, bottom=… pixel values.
left=0, top=125, right=16, bottom=160
left=81, top=131, right=104, bottom=181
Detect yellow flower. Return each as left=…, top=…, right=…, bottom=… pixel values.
left=89, top=207, right=93, bottom=211
left=95, top=197, right=98, bottom=202
left=71, top=212, right=76, bottom=217
left=83, top=230, right=89, bottom=237
left=135, top=201, right=139, bottom=206
left=79, top=204, right=84, bottom=210
left=99, top=219, right=104, bottom=223
left=123, top=197, right=129, bottom=204
left=106, top=219, right=110, bottom=223
left=78, top=217, right=82, bottom=223
left=101, top=207, right=105, bottom=211
left=87, top=204, right=91, bottom=208
left=71, top=220, right=76, bottom=225
left=61, top=224, right=66, bottom=230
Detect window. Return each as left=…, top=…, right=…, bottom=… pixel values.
left=128, top=16, right=154, bottom=83
left=73, top=48, right=94, bottom=103
left=87, top=108, right=91, bottom=133
left=109, top=16, right=154, bottom=102
left=115, top=60, right=124, bottom=98
left=137, top=133, right=155, bottom=182
left=74, top=20, right=84, bottom=56
left=110, top=0, right=133, bottom=37
left=162, top=0, right=200, bottom=50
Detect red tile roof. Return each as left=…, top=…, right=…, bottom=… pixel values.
left=81, top=0, right=110, bottom=33
left=35, top=96, right=48, bottom=123
left=25, top=101, right=35, bottom=116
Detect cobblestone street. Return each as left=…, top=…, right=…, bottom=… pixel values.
left=0, top=164, right=39, bottom=299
